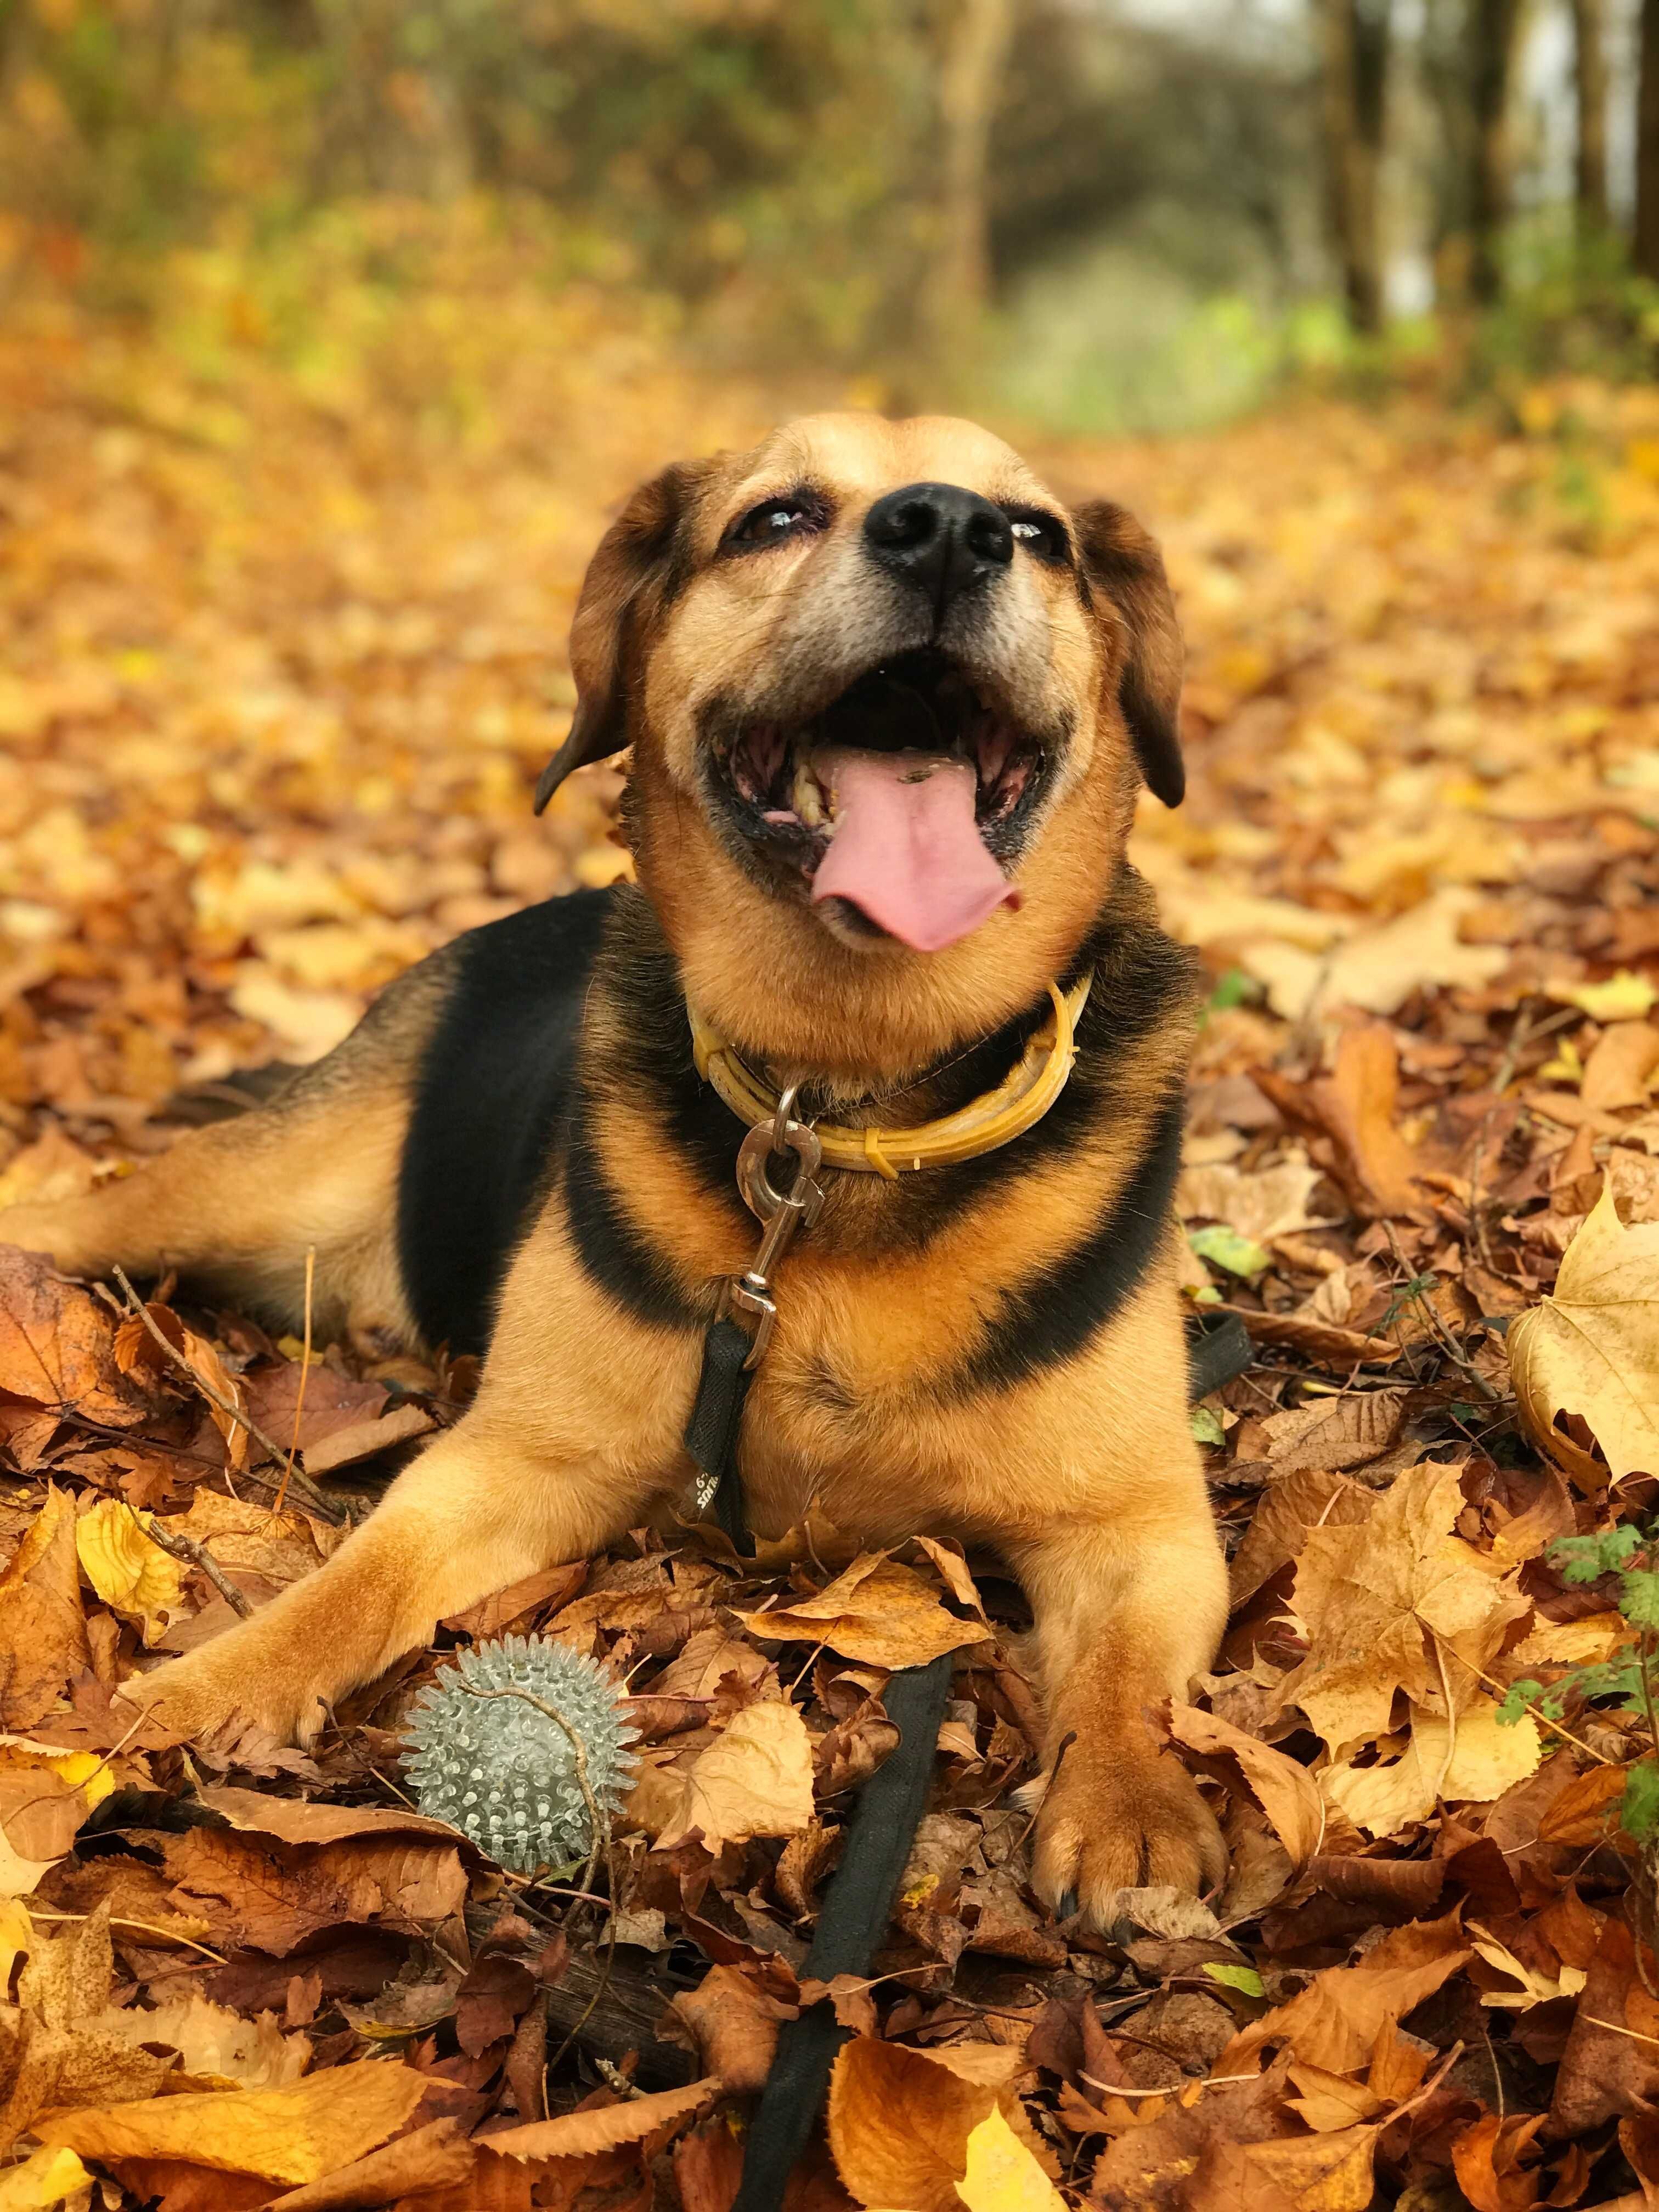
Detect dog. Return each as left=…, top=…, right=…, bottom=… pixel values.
left=2, top=414, right=1229, bottom=1925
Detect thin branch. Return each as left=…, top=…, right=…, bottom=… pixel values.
left=125, top=1500, right=252, bottom=1619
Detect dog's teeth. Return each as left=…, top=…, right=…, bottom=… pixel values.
left=793, top=757, right=826, bottom=828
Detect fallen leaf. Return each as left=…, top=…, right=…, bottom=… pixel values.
left=0, top=2146, right=92, bottom=2211
left=0, top=1248, right=147, bottom=1428
left=669, top=1963, right=795, bottom=2093
left=1451, top=2112, right=1545, bottom=2212
left=104, top=1991, right=311, bottom=2089
left=1509, top=1178, right=1659, bottom=1483
left=1255, top=1025, right=1430, bottom=1218
left=1168, top=1705, right=1325, bottom=1865
left=1551, top=971, right=1658, bottom=1023
left=1256, top=1390, right=1409, bottom=1476
left=654, top=1700, right=817, bottom=1851
left=1222, top=1909, right=1471, bottom=2074
left=828, top=2038, right=1025, bottom=2212
left=1321, top=1703, right=1544, bottom=1838
left=482, top=2075, right=720, bottom=2157
left=732, top=1555, right=991, bottom=1671
left=1179, top=1155, right=1331, bottom=1245
left=954, top=2107, right=1066, bottom=2210
left=75, top=1497, right=185, bottom=1644
left=263, top=2117, right=475, bottom=2211
left=1280, top=1460, right=1528, bottom=1758
left=33, top=2056, right=426, bottom=2183
left=0, top=1486, right=92, bottom=1731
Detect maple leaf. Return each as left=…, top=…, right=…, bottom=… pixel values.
left=1509, top=1179, right=1659, bottom=1483
left=1279, top=1460, right=1530, bottom=1758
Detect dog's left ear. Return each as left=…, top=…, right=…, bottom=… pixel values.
left=1073, top=500, right=1185, bottom=808
left=533, top=460, right=710, bottom=814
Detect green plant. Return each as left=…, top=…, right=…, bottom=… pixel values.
left=1498, top=1522, right=1659, bottom=1847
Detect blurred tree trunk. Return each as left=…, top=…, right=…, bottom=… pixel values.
left=1639, top=0, right=1659, bottom=280
left=1568, top=0, right=1609, bottom=239
left=1318, top=0, right=1392, bottom=334
left=924, top=0, right=1015, bottom=365
left=1466, top=0, right=1526, bottom=304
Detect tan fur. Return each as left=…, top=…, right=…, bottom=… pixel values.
left=0, top=414, right=1228, bottom=1922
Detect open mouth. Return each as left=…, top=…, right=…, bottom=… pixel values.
left=712, top=648, right=1048, bottom=951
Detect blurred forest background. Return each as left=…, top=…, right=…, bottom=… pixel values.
left=1, top=0, right=1656, bottom=433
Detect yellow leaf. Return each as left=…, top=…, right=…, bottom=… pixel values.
left=0, top=2145, right=90, bottom=2211
left=33, top=2057, right=425, bottom=2185
left=1509, top=1180, right=1659, bottom=1483
left=955, top=2109, right=1066, bottom=2210
left=1322, top=1702, right=1542, bottom=1838
left=732, top=1554, right=991, bottom=1671
left=1551, top=971, right=1658, bottom=1023
left=75, top=1498, right=184, bottom=1644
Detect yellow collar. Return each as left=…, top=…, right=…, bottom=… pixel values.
left=687, top=973, right=1092, bottom=1180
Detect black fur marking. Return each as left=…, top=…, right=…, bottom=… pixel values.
left=947, top=1082, right=1187, bottom=1396
left=397, top=889, right=614, bottom=1356
left=562, top=1090, right=703, bottom=1330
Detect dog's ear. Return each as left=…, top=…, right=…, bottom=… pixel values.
left=1073, top=500, right=1185, bottom=808
left=533, top=461, right=708, bottom=814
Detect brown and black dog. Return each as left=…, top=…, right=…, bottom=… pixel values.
left=2, top=414, right=1229, bottom=1925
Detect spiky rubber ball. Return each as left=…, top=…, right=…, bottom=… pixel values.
left=403, top=1635, right=637, bottom=1876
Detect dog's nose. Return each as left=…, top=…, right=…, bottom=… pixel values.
left=864, top=483, right=1013, bottom=615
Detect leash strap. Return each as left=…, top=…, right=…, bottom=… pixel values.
left=731, top=1652, right=953, bottom=2212
left=684, top=1316, right=759, bottom=1559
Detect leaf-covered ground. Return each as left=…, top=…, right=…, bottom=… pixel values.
left=4, top=292, right=1659, bottom=2210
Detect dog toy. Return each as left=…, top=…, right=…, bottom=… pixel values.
left=403, top=1635, right=636, bottom=1876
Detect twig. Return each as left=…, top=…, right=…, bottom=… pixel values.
left=273, top=1246, right=315, bottom=1519
left=26, top=1906, right=227, bottom=1963
left=1381, top=1226, right=1500, bottom=1401
left=125, top=1500, right=252, bottom=1619
left=111, top=1267, right=339, bottom=1521
left=1429, top=1630, right=1613, bottom=1765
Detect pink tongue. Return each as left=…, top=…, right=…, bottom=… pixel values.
left=810, top=748, right=1018, bottom=952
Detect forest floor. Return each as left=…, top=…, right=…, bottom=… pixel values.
left=2, top=280, right=1659, bottom=2211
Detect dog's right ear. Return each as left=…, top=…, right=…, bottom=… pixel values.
left=533, top=461, right=709, bottom=814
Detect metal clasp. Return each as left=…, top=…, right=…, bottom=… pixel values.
left=717, top=1084, right=823, bottom=1368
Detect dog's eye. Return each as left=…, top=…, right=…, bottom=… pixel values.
left=723, top=493, right=826, bottom=551
left=1003, top=508, right=1070, bottom=565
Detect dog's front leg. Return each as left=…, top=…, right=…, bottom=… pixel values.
left=1015, top=1508, right=1229, bottom=1925
left=119, top=1409, right=667, bottom=1747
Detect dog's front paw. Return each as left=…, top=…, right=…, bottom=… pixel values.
left=116, top=1642, right=328, bottom=1752
left=1029, top=1735, right=1225, bottom=1930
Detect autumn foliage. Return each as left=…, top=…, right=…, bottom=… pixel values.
left=4, top=285, right=1659, bottom=2211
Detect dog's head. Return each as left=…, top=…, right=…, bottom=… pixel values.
left=539, top=415, right=1184, bottom=1077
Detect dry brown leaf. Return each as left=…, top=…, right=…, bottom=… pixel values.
left=1255, top=1025, right=1431, bottom=1218
left=1280, top=1459, right=1528, bottom=1757
left=1167, top=1704, right=1325, bottom=1865
left=1550, top=1916, right=1659, bottom=2132
left=1451, top=2112, right=1546, bottom=2212
left=1581, top=1022, right=1659, bottom=1110
left=1256, top=1389, right=1409, bottom=1476
left=1178, top=1156, right=1331, bottom=1244
left=668, top=1963, right=797, bottom=2094
left=1229, top=1472, right=1372, bottom=1607
left=1222, top=1909, right=1471, bottom=2074
left=264, top=2118, right=475, bottom=2211
left=1509, top=1180, right=1659, bottom=1484
left=34, top=2056, right=426, bottom=2183
left=0, top=1248, right=147, bottom=1427
left=732, top=1554, right=991, bottom=1669
left=0, top=1486, right=91, bottom=1736
left=827, top=2037, right=1025, bottom=2212
left=103, top=1991, right=310, bottom=2089
left=482, top=2075, right=720, bottom=2158
left=653, top=1699, right=816, bottom=1850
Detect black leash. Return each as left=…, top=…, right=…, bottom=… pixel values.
left=680, top=1101, right=1258, bottom=2202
